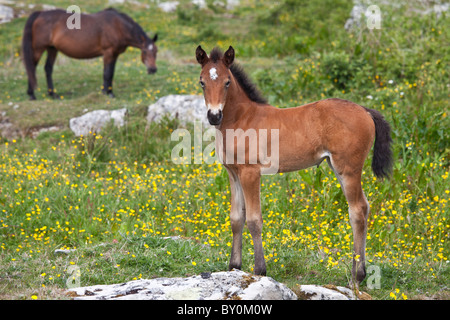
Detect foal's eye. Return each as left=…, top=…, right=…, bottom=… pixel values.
left=199, top=81, right=205, bottom=88
left=225, top=80, right=231, bottom=88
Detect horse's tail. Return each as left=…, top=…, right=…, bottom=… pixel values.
left=22, top=11, right=41, bottom=90
left=365, top=107, right=393, bottom=179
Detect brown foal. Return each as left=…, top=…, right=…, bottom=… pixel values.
left=196, top=45, right=393, bottom=288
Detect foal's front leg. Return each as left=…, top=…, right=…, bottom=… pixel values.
left=239, top=168, right=266, bottom=276
left=227, top=168, right=245, bottom=271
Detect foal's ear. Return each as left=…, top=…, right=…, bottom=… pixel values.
left=196, top=45, right=209, bottom=66
left=153, top=33, right=158, bottom=42
left=223, top=46, right=235, bottom=68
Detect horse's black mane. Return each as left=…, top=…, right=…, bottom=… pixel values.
left=209, top=48, right=267, bottom=105
left=105, top=8, right=150, bottom=43
left=209, top=47, right=223, bottom=64
left=230, top=64, right=268, bottom=104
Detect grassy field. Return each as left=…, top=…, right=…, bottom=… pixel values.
left=0, top=0, right=448, bottom=300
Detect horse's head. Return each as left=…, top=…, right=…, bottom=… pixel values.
left=196, top=45, right=235, bottom=126
left=141, top=34, right=158, bottom=74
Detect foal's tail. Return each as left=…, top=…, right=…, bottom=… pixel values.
left=365, top=107, right=393, bottom=179
left=22, top=11, right=41, bottom=90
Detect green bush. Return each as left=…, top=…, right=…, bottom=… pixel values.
left=321, top=51, right=353, bottom=89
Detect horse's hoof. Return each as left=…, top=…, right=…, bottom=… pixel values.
left=102, top=90, right=115, bottom=98
left=254, top=266, right=267, bottom=276
left=228, top=263, right=242, bottom=271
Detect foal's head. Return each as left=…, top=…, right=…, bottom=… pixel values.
left=141, top=34, right=158, bottom=74
left=196, top=45, right=235, bottom=126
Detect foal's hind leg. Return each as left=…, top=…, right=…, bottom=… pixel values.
left=345, top=174, right=369, bottom=287
left=328, top=157, right=369, bottom=287
left=45, top=47, right=58, bottom=98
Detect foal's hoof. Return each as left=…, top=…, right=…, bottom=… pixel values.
left=349, top=278, right=360, bottom=291
left=254, top=266, right=267, bottom=276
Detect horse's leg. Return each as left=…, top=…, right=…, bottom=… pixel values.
left=328, top=156, right=369, bottom=288
left=226, top=167, right=246, bottom=271
left=27, top=80, right=36, bottom=101
left=44, top=47, right=58, bottom=98
left=27, top=47, right=45, bottom=100
left=239, top=167, right=266, bottom=275
left=346, top=176, right=369, bottom=288
left=102, top=51, right=117, bottom=98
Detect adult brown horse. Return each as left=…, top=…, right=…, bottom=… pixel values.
left=22, top=8, right=158, bottom=100
left=196, top=46, right=393, bottom=288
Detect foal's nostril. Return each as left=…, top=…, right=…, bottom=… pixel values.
left=207, top=109, right=223, bottom=125
left=147, top=67, right=157, bottom=74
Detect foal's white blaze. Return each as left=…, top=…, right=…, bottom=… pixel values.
left=207, top=103, right=223, bottom=112
left=148, top=44, right=154, bottom=51
left=209, top=67, right=218, bottom=80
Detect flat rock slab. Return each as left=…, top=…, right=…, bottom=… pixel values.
left=69, top=108, right=127, bottom=136
left=67, top=270, right=297, bottom=300
left=296, top=284, right=371, bottom=300
left=147, top=94, right=209, bottom=126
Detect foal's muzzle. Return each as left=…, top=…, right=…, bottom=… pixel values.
left=147, top=67, right=157, bottom=74
left=207, top=109, right=223, bottom=126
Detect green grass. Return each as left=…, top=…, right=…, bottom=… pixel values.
left=0, top=0, right=449, bottom=300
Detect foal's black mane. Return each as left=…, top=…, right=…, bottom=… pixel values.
left=210, top=48, right=267, bottom=105
left=104, top=8, right=151, bottom=44
left=209, top=47, right=224, bottom=64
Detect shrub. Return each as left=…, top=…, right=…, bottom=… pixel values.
left=321, top=51, right=353, bottom=89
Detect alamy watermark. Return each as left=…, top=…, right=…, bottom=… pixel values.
left=66, top=5, right=81, bottom=30
left=366, top=5, right=381, bottom=30
left=366, top=264, right=381, bottom=289
left=66, top=265, right=81, bottom=288
left=170, top=121, right=280, bottom=174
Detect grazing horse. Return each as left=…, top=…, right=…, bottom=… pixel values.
left=196, top=46, right=393, bottom=288
left=22, top=8, right=158, bottom=100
